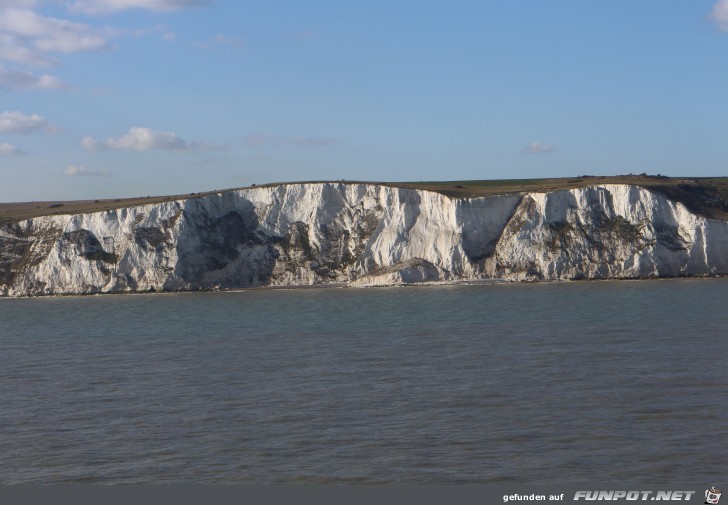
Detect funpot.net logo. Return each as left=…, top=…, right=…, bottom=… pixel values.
left=573, top=490, right=696, bottom=501
left=705, top=487, right=721, bottom=505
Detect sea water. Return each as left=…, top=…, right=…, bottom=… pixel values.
left=0, top=279, right=726, bottom=484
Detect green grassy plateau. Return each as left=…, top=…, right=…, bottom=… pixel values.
left=1, top=175, right=727, bottom=225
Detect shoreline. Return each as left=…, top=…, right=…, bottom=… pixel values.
left=2, top=273, right=726, bottom=299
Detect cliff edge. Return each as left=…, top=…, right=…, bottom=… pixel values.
left=2, top=182, right=727, bottom=296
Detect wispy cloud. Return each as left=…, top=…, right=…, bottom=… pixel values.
left=0, top=1, right=38, bottom=9
left=0, top=5, right=109, bottom=93
left=66, top=0, right=210, bottom=15
left=214, top=34, right=245, bottom=48
left=521, top=142, right=557, bottom=154
left=0, top=1, right=206, bottom=93
left=63, top=165, right=109, bottom=176
left=242, top=133, right=336, bottom=147
left=82, top=126, right=212, bottom=151
left=0, top=110, right=55, bottom=134
left=0, top=7, right=111, bottom=67
left=192, top=33, right=245, bottom=50
left=127, top=23, right=167, bottom=38
left=0, top=142, right=25, bottom=155
left=0, top=34, right=59, bottom=66
left=712, top=0, right=728, bottom=30
left=0, top=62, right=67, bottom=90
left=80, top=135, right=99, bottom=150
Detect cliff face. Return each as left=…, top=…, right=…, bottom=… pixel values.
left=1, top=183, right=727, bottom=296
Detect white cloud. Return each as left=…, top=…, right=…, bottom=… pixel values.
left=35, top=73, right=66, bottom=89
left=162, top=32, right=176, bottom=42
left=66, top=0, right=211, bottom=15
left=63, top=165, right=109, bottom=176
left=0, top=8, right=109, bottom=56
left=521, top=142, right=557, bottom=154
left=0, top=63, right=67, bottom=90
left=80, top=135, right=98, bottom=150
left=0, top=6, right=112, bottom=77
left=0, top=142, right=24, bottom=155
left=241, top=133, right=336, bottom=147
left=106, top=127, right=189, bottom=150
left=0, top=1, right=202, bottom=92
left=83, top=127, right=197, bottom=151
left=0, top=110, right=54, bottom=134
left=712, top=0, right=728, bottom=31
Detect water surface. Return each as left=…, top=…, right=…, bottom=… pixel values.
left=1, top=279, right=726, bottom=484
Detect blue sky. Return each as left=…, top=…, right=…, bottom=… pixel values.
left=1, top=0, right=727, bottom=202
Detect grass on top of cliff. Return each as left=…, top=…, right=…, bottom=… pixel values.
left=2, top=174, right=728, bottom=225
left=395, top=175, right=728, bottom=220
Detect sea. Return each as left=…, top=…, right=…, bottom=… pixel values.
left=0, top=279, right=726, bottom=484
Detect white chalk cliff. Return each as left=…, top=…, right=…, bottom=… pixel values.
left=1, top=183, right=727, bottom=296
